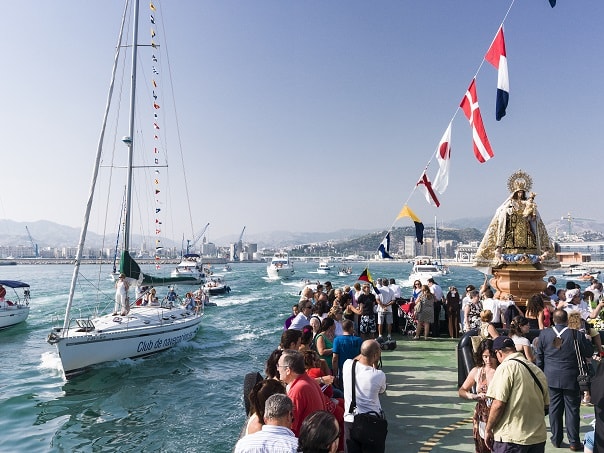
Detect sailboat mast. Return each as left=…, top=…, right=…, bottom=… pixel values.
left=123, top=0, right=140, bottom=252
left=61, top=0, right=131, bottom=331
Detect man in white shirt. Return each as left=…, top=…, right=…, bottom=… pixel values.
left=481, top=288, right=514, bottom=328
left=234, top=394, right=298, bottom=453
left=343, top=340, right=387, bottom=452
left=428, top=278, right=444, bottom=337
left=389, top=278, right=402, bottom=333
left=376, top=279, right=394, bottom=341
left=560, top=288, right=591, bottom=320
left=288, top=299, right=313, bottom=330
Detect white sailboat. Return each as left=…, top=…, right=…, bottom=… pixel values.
left=47, top=0, right=203, bottom=378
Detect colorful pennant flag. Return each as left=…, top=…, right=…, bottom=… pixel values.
left=460, top=78, right=494, bottom=163
left=358, top=267, right=373, bottom=283
left=395, top=205, right=425, bottom=244
left=378, top=233, right=393, bottom=259
left=358, top=268, right=380, bottom=294
left=485, top=26, right=509, bottom=121
left=417, top=172, right=440, bottom=207
left=432, top=123, right=452, bottom=194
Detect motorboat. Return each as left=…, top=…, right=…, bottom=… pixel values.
left=267, top=252, right=295, bottom=279
left=203, top=276, right=231, bottom=295
left=408, top=256, right=443, bottom=284
left=222, top=264, right=232, bottom=272
left=337, top=266, right=353, bottom=277
left=0, top=280, right=31, bottom=329
left=170, top=254, right=207, bottom=284
left=562, top=264, right=601, bottom=279
left=317, top=260, right=332, bottom=274
left=47, top=0, right=203, bottom=378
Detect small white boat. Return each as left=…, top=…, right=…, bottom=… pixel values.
left=170, top=254, right=207, bottom=284
left=337, top=266, right=353, bottom=277
left=562, top=264, right=600, bottom=278
left=317, top=260, right=332, bottom=274
left=203, top=276, right=231, bottom=295
left=267, top=252, right=295, bottom=279
left=0, top=280, right=31, bottom=329
left=408, top=256, right=443, bottom=284
left=222, top=264, right=232, bottom=272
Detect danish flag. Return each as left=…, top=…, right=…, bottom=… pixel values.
left=460, top=78, right=494, bottom=163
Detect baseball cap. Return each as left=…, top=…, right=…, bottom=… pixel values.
left=493, top=336, right=515, bottom=351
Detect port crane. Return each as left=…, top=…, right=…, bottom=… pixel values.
left=561, top=213, right=594, bottom=237
left=186, top=222, right=210, bottom=254
left=25, top=226, right=39, bottom=258
left=233, top=226, right=246, bottom=261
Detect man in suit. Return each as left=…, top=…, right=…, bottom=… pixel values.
left=537, top=309, right=594, bottom=451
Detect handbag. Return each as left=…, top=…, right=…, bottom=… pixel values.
left=510, top=358, right=549, bottom=416
left=348, top=360, right=388, bottom=449
left=573, top=330, right=593, bottom=392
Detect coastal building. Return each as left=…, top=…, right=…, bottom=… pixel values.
left=454, top=242, right=480, bottom=263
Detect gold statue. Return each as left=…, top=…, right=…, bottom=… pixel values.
left=475, top=170, right=558, bottom=269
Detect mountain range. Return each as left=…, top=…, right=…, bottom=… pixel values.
left=1, top=217, right=603, bottom=250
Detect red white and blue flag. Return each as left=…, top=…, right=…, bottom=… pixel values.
left=432, top=122, right=452, bottom=194
left=460, top=78, right=494, bottom=163
left=485, top=26, right=509, bottom=121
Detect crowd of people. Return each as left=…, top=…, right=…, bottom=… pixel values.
left=458, top=275, right=604, bottom=453
left=236, top=280, right=390, bottom=453
left=112, top=275, right=210, bottom=315
left=234, top=272, right=604, bottom=453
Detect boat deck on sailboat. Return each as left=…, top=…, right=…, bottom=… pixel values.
left=48, top=305, right=202, bottom=377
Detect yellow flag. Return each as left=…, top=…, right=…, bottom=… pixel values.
left=396, top=204, right=421, bottom=223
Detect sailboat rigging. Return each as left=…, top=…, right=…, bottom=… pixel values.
left=48, top=0, right=203, bottom=378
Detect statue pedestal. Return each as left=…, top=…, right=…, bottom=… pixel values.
left=489, top=264, right=547, bottom=306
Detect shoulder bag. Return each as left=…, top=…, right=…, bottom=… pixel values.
left=348, top=360, right=388, bottom=450
left=510, top=358, right=548, bottom=415
left=573, top=330, right=594, bottom=392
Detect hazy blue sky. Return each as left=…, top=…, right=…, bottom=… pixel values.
left=1, top=1, right=602, bottom=243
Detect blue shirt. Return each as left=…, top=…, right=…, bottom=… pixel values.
left=333, top=334, right=363, bottom=375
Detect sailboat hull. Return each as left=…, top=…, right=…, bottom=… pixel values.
left=49, top=306, right=202, bottom=378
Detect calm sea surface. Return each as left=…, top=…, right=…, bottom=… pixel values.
left=0, top=261, right=500, bottom=452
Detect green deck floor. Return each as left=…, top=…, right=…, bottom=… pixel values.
left=380, top=333, right=595, bottom=452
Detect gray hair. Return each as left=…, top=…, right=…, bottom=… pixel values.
left=281, top=349, right=306, bottom=374
left=264, top=394, right=293, bottom=420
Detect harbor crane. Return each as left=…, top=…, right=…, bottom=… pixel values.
left=561, top=212, right=594, bottom=237
left=186, top=222, right=210, bottom=254
left=233, top=226, right=246, bottom=261
left=25, top=226, right=39, bottom=258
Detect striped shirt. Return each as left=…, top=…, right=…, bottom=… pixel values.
left=234, top=424, right=298, bottom=453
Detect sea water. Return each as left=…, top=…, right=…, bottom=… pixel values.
left=0, top=261, right=492, bottom=452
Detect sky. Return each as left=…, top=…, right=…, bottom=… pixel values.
left=1, top=1, right=603, bottom=244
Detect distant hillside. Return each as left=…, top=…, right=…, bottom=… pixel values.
left=1, top=217, right=604, bottom=250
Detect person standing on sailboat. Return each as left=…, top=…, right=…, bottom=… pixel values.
left=114, top=273, right=130, bottom=316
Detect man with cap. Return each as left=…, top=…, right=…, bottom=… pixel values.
left=537, top=309, right=593, bottom=450
left=485, top=336, right=549, bottom=453
left=559, top=288, right=591, bottom=320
